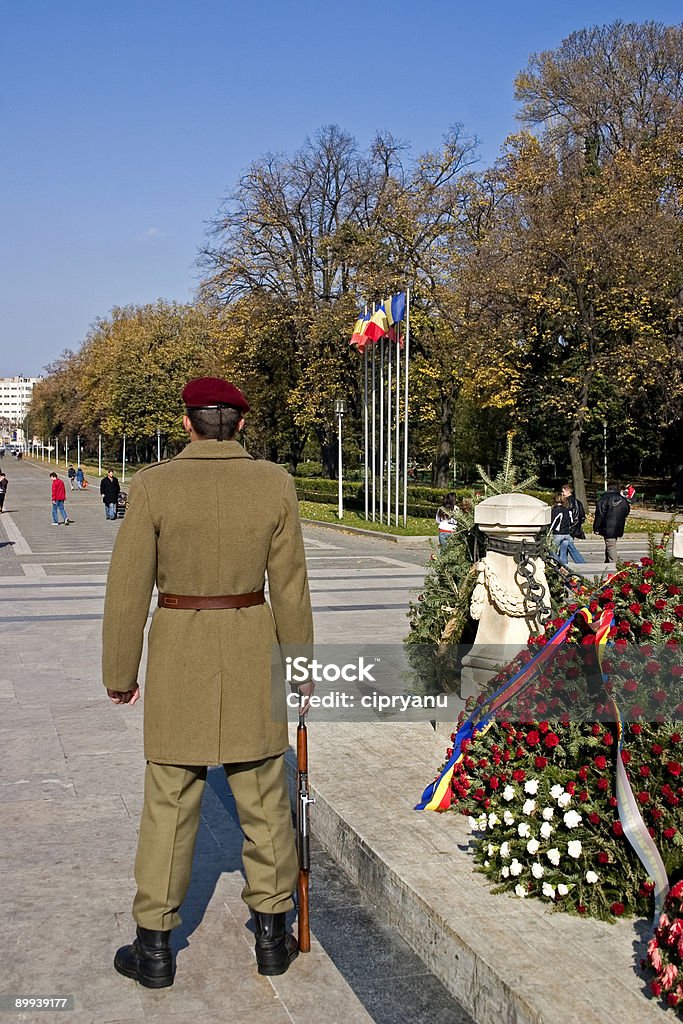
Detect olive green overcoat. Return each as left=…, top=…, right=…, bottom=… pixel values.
left=101, top=440, right=313, bottom=764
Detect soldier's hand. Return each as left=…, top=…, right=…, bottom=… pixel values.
left=296, top=681, right=315, bottom=716
left=107, top=685, right=140, bottom=706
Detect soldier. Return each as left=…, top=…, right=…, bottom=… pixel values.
left=103, top=377, right=314, bottom=988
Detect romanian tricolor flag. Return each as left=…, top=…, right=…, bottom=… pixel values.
left=349, top=314, right=370, bottom=348
left=416, top=607, right=614, bottom=812
left=363, top=307, right=389, bottom=343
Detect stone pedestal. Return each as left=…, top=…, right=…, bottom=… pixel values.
left=460, top=493, right=551, bottom=699
left=674, top=526, right=683, bottom=562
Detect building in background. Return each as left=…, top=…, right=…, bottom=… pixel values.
left=0, top=376, right=42, bottom=447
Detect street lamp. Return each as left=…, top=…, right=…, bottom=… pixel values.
left=157, top=426, right=161, bottom=463
left=602, top=419, right=608, bottom=494
left=335, top=399, right=347, bottom=520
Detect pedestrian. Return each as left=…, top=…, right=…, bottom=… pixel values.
left=561, top=482, right=586, bottom=540
left=550, top=492, right=585, bottom=566
left=75, top=465, right=85, bottom=489
left=621, top=481, right=636, bottom=501
left=103, top=376, right=314, bottom=989
left=593, top=480, right=630, bottom=563
left=436, top=492, right=459, bottom=550
left=67, top=464, right=76, bottom=490
left=100, top=469, right=120, bottom=520
left=49, top=472, right=70, bottom=525
left=0, top=470, right=7, bottom=513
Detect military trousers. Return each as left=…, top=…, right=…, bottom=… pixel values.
left=132, top=754, right=298, bottom=932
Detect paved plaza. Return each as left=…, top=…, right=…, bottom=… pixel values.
left=0, top=457, right=670, bottom=1024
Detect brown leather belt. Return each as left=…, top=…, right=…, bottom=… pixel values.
left=158, top=589, right=265, bottom=610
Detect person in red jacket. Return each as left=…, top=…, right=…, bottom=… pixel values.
left=49, top=472, right=70, bottom=525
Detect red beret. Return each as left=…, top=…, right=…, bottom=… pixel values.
left=182, top=377, right=250, bottom=413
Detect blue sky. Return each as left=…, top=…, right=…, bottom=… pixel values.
left=2, top=0, right=681, bottom=376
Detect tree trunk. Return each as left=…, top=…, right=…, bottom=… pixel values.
left=286, top=429, right=308, bottom=475
left=434, top=393, right=453, bottom=487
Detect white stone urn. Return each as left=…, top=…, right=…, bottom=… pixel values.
left=460, top=493, right=551, bottom=699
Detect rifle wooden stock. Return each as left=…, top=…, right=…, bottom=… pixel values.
left=296, top=713, right=312, bottom=952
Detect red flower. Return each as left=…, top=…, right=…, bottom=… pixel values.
left=675, top=606, right=683, bottom=618
left=601, top=588, right=614, bottom=601
left=628, top=602, right=641, bottom=615
left=591, top=723, right=601, bottom=736
left=609, top=797, right=618, bottom=808
left=526, top=731, right=540, bottom=747
left=578, top=905, right=587, bottom=914
left=594, top=755, right=607, bottom=770
left=621, top=584, right=633, bottom=596
left=669, top=585, right=682, bottom=596
left=489, top=776, right=500, bottom=790
left=664, top=828, right=677, bottom=840
left=612, top=820, right=624, bottom=836
left=588, top=812, right=600, bottom=825
left=639, top=765, right=651, bottom=777
left=653, top=690, right=668, bottom=704
left=668, top=762, right=682, bottom=777
left=544, top=732, right=560, bottom=748
left=672, top=734, right=681, bottom=744
left=579, top=790, right=589, bottom=801
left=611, top=902, right=625, bottom=916
left=620, top=750, right=631, bottom=765
left=619, top=621, right=631, bottom=633
left=662, top=622, right=675, bottom=633
left=641, top=557, right=653, bottom=567
left=566, top=781, right=577, bottom=795
left=597, top=851, right=610, bottom=864
left=538, top=721, right=550, bottom=733
left=651, top=808, right=663, bottom=821
left=641, top=622, right=653, bottom=635
left=631, top=723, right=642, bottom=735
left=637, top=791, right=650, bottom=804
left=597, top=778, right=609, bottom=791
left=578, top=766, right=589, bottom=780
left=534, top=756, right=548, bottom=769
left=512, top=769, right=526, bottom=781
left=602, top=732, right=613, bottom=745
left=638, top=584, right=653, bottom=596
left=652, top=744, right=664, bottom=755
left=623, top=679, right=638, bottom=693
left=655, top=599, right=667, bottom=611
left=651, top=980, right=663, bottom=997
left=473, top=788, right=485, bottom=801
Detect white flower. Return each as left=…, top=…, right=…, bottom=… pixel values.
left=557, top=884, right=569, bottom=896
left=540, top=821, right=553, bottom=840
left=501, top=865, right=510, bottom=878
left=487, top=843, right=495, bottom=857
left=477, top=814, right=488, bottom=831
left=527, top=838, right=540, bottom=855
left=488, top=812, right=500, bottom=828
left=517, top=822, right=531, bottom=839
left=531, top=862, right=544, bottom=879
left=563, top=810, right=583, bottom=830
left=550, top=784, right=564, bottom=800
left=567, top=840, right=582, bottom=859
left=484, top=860, right=490, bottom=867
left=509, top=859, right=523, bottom=877
left=503, top=810, right=515, bottom=826
left=547, top=848, right=561, bottom=866
left=503, top=785, right=515, bottom=802
left=522, top=799, right=537, bottom=816
left=557, top=792, right=572, bottom=809
left=542, top=807, right=554, bottom=821
left=524, top=779, right=539, bottom=795
left=542, top=882, right=556, bottom=899
left=514, top=884, right=527, bottom=899
left=468, top=816, right=478, bottom=830
left=585, top=871, right=599, bottom=884
left=500, top=841, right=510, bottom=858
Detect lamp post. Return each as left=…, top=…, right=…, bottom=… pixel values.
left=157, top=427, right=161, bottom=463
left=335, top=399, right=347, bottom=520
left=602, top=418, right=608, bottom=494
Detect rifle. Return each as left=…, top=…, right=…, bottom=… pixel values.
left=296, top=711, right=314, bottom=952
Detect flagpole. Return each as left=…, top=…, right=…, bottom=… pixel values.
left=379, top=336, right=385, bottom=523
left=364, top=344, right=369, bottom=521
left=395, top=327, right=401, bottom=527
left=371, top=331, right=376, bottom=522
left=387, top=333, right=392, bottom=528
left=403, top=288, right=411, bottom=527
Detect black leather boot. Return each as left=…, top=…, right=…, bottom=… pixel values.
left=114, top=926, right=175, bottom=988
left=252, top=911, right=299, bottom=976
